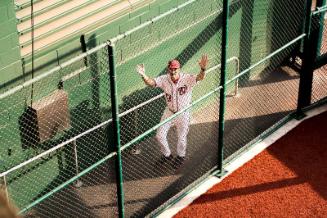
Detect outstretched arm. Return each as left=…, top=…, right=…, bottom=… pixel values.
left=196, top=54, right=208, bottom=82
left=136, top=64, right=156, bottom=87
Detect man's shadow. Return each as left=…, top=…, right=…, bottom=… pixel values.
left=118, top=86, right=170, bottom=176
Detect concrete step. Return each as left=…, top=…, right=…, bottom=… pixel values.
left=20, top=0, right=153, bottom=57
left=16, top=0, right=69, bottom=21
left=19, top=0, right=123, bottom=48
left=17, top=0, right=97, bottom=33
left=14, top=0, right=42, bottom=10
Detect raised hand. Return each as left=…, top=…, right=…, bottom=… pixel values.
left=198, top=54, right=208, bottom=70
left=136, top=64, right=146, bottom=77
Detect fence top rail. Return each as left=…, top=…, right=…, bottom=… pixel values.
left=312, top=5, right=327, bottom=16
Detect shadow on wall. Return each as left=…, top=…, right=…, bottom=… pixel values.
left=238, top=0, right=254, bottom=85
left=119, top=87, right=166, bottom=146
left=155, top=0, right=242, bottom=77
left=238, top=0, right=304, bottom=87
left=268, top=0, right=305, bottom=53
left=114, top=0, right=244, bottom=148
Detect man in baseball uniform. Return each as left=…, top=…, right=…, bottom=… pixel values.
left=136, top=55, right=208, bottom=165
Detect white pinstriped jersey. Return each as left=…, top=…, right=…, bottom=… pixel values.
left=155, top=73, right=197, bottom=113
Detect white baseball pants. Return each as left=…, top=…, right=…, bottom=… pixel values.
left=156, top=108, right=190, bottom=157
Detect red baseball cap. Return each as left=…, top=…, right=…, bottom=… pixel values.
left=168, top=59, right=180, bottom=69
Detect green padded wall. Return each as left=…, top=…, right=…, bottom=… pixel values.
left=0, top=0, right=23, bottom=92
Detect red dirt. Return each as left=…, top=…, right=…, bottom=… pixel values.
left=175, top=111, right=327, bottom=218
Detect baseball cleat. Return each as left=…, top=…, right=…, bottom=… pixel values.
left=159, top=155, right=173, bottom=164
left=174, top=156, right=185, bottom=169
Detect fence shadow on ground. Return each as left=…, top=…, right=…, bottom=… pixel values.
left=122, top=110, right=293, bottom=217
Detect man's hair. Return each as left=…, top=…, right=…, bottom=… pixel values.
left=0, top=188, right=20, bottom=218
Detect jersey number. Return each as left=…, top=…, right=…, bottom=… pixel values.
left=166, top=93, right=172, bottom=102
left=178, top=85, right=187, bottom=95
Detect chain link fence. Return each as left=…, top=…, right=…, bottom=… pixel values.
left=312, top=64, right=327, bottom=104
left=321, top=16, right=327, bottom=55
left=0, top=44, right=119, bottom=217
left=223, top=0, right=305, bottom=160
left=317, top=2, right=327, bottom=56
left=311, top=2, right=327, bottom=105
left=23, top=158, right=118, bottom=218
left=113, top=0, right=223, bottom=216
left=1, top=0, right=327, bottom=217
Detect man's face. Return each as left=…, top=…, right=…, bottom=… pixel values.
left=168, top=67, right=180, bottom=80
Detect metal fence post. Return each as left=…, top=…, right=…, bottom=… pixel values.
left=107, top=43, right=125, bottom=218
left=217, top=0, right=229, bottom=177
left=296, top=0, right=317, bottom=118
